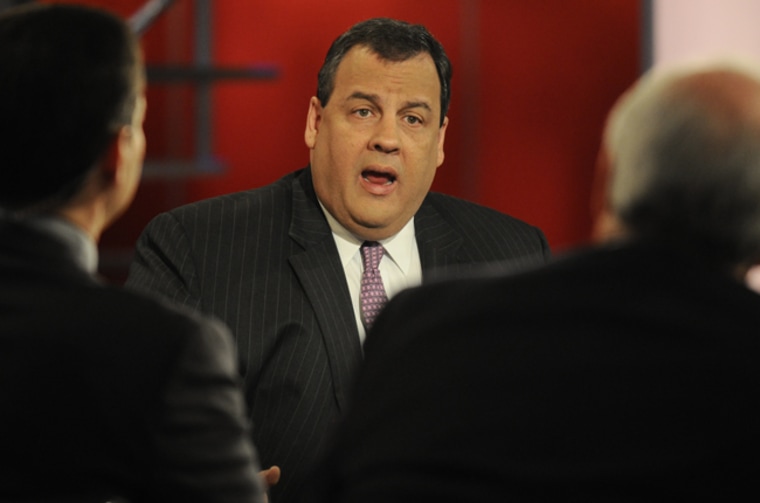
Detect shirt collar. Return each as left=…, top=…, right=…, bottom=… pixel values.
left=25, top=216, right=99, bottom=274
left=318, top=200, right=416, bottom=274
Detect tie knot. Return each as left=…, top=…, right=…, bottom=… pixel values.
left=361, top=241, right=384, bottom=271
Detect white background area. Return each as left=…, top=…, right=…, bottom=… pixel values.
left=653, top=0, right=760, bottom=68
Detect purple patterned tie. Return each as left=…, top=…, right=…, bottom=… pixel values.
left=360, top=241, right=388, bottom=330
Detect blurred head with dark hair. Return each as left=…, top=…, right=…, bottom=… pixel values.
left=0, top=3, right=145, bottom=218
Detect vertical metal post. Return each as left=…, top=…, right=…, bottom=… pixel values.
left=195, top=0, right=214, bottom=171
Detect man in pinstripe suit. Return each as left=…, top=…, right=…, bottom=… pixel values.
left=127, top=18, right=549, bottom=503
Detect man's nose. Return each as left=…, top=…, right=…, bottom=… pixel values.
left=370, top=116, right=400, bottom=154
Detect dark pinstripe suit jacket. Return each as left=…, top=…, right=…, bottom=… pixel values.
left=126, top=166, right=550, bottom=503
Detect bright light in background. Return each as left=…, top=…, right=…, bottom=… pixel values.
left=651, top=0, right=760, bottom=68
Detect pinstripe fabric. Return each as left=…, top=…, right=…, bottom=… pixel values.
left=126, top=166, right=550, bottom=503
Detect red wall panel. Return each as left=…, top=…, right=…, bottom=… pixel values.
left=476, top=1, right=640, bottom=250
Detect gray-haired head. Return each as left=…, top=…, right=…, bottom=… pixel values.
left=603, top=60, right=760, bottom=268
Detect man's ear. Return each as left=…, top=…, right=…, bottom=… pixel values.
left=100, top=125, right=133, bottom=185
left=436, top=115, right=449, bottom=168
left=590, top=146, right=610, bottom=222
left=97, top=132, right=122, bottom=185
left=590, top=144, right=626, bottom=242
left=304, top=96, right=322, bottom=149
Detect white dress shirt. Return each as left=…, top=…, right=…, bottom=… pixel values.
left=319, top=201, right=422, bottom=343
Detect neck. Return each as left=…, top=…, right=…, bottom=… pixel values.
left=56, top=202, right=109, bottom=243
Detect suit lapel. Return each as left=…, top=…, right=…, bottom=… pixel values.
left=414, top=197, right=466, bottom=280
left=287, top=169, right=362, bottom=411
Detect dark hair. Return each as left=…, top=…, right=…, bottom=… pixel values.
left=316, top=17, right=452, bottom=126
left=0, top=4, right=142, bottom=213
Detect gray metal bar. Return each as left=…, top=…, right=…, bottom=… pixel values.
left=195, top=0, right=213, bottom=170
left=146, top=64, right=279, bottom=82
left=129, top=0, right=176, bottom=35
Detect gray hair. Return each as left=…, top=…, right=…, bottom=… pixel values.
left=604, top=60, right=760, bottom=266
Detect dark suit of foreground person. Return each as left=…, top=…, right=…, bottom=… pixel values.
left=0, top=5, right=265, bottom=502
left=310, top=61, right=760, bottom=502
left=127, top=18, right=549, bottom=502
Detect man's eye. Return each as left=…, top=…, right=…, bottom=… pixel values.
left=355, top=109, right=372, bottom=118
left=405, top=115, right=422, bottom=125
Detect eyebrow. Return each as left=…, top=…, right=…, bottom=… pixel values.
left=347, top=91, right=433, bottom=113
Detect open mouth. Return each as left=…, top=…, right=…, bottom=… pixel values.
left=362, top=169, right=396, bottom=186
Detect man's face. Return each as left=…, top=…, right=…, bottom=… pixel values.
left=305, top=45, right=448, bottom=241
